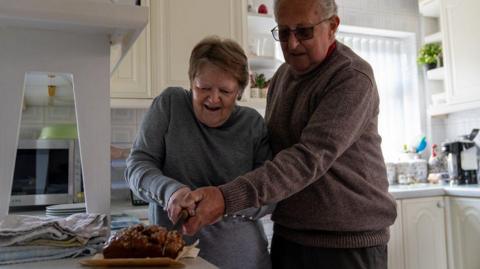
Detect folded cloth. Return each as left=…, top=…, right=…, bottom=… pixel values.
left=0, top=242, right=103, bottom=265
left=0, top=213, right=109, bottom=247
left=111, top=213, right=141, bottom=231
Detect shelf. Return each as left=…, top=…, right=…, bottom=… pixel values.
left=428, top=100, right=480, bottom=117
left=424, top=32, right=442, bottom=44
left=419, top=0, right=440, bottom=18
left=426, top=67, right=444, bottom=80
left=238, top=98, right=266, bottom=110
left=247, top=11, right=274, bottom=19
left=249, top=56, right=283, bottom=70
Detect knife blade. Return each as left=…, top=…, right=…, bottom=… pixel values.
left=162, top=209, right=189, bottom=256
left=171, top=209, right=189, bottom=233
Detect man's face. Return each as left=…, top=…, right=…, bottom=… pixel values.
left=276, top=0, right=339, bottom=73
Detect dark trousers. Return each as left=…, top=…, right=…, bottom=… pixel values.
left=270, top=234, right=388, bottom=269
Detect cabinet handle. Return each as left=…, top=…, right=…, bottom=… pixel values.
left=436, top=201, right=445, bottom=208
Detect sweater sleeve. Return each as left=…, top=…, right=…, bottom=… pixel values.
left=125, top=90, right=187, bottom=209
left=219, top=70, right=377, bottom=213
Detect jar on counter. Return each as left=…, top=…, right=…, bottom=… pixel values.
left=412, top=158, right=428, bottom=183
left=395, top=153, right=428, bottom=184
left=385, top=162, right=397, bottom=185
left=396, top=161, right=415, bottom=184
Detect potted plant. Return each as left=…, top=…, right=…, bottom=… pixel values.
left=417, top=43, right=442, bottom=70
left=249, top=73, right=270, bottom=99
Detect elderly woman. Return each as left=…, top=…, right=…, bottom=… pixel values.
left=125, top=36, right=273, bottom=269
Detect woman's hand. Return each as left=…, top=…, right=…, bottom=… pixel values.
left=167, top=187, right=192, bottom=223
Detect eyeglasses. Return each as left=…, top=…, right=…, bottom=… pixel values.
left=271, top=17, right=332, bottom=42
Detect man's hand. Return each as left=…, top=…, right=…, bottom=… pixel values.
left=180, top=186, right=225, bottom=235
left=166, top=187, right=191, bottom=223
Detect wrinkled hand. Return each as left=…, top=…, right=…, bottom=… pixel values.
left=180, top=186, right=225, bottom=236
left=166, top=187, right=192, bottom=224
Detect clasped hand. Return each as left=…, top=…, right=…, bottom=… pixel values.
left=166, top=186, right=225, bottom=236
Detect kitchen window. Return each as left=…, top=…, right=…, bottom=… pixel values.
left=337, top=30, right=422, bottom=161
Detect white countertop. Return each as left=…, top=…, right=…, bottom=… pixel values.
left=389, top=184, right=480, bottom=199
left=0, top=256, right=217, bottom=269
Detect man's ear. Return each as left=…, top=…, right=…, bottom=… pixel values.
left=329, top=15, right=340, bottom=40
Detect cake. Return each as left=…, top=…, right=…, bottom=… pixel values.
left=103, top=224, right=185, bottom=259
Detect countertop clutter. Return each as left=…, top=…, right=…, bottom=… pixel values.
left=4, top=200, right=216, bottom=268
left=389, top=183, right=480, bottom=199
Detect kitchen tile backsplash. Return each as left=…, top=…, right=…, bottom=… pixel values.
left=111, top=108, right=147, bottom=144
left=20, top=107, right=147, bottom=145
left=431, top=108, right=480, bottom=146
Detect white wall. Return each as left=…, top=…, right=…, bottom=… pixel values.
left=434, top=109, right=480, bottom=144
left=337, top=0, right=420, bottom=33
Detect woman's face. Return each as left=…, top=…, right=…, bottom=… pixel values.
left=191, top=62, right=240, bottom=128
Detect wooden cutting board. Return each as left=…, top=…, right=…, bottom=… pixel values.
left=79, top=254, right=185, bottom=267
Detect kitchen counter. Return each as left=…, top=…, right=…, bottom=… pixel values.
left=389, top=184, right=480, bottom=199
left=0, top=256, right=217, bottom=269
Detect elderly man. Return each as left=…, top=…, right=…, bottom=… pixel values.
left=180, top=0, right=397, bottom=268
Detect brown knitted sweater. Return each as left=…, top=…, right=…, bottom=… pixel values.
left=219, top=41, right=397, bottom=248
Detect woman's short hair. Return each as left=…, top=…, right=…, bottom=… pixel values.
left=189, top=36, right=249, bottom=100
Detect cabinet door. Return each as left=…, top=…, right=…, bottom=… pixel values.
left=152, top=0, right=247, bottom=91
left=403, top=197, right=447, bottom=269
left=442, top=0, right=480, bottom=104
left=110, top=0, right=152, bottom=99
left=388, top=200, right=405, bottom=269
left=449, top=197, right=480, bottom=269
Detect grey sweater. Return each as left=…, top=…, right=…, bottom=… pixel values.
left=125, top=87, right=273, bottom=269
left=219, top=42, right=397, bottom=248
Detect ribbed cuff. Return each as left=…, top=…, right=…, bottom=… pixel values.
left=219, top=178, right=255, bottom=214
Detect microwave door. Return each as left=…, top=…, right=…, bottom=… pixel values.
left=36, top=150, right=49, bottom=194
left=11, top=140, right=74, bottom=207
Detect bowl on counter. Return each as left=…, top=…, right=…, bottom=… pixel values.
left=38, top=124, right=77, bottom=140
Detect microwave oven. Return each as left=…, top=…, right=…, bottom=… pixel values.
left=10, top=139, right=83, bottom=207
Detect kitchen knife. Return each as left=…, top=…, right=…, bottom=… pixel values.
left=162, top=209, right=189, bottom=256
left=171, top=209, right=189, bottom=233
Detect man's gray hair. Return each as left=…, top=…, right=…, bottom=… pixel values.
left=274, top=0, right=338, bottom=19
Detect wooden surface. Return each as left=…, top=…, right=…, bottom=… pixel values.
left=79, top=256, right=183, bottom=267
left=0, top=256, right=216, bottom=269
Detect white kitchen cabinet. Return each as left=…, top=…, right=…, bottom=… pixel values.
left=151, top=0, right=247, bottom=91
left=111, top=0, right=247, bottom=108
left=402, top=197, right=448, bottom=269
left=388, top=200, right=405, bottom=269
left=442, top=0, right=480, bottom=105
left=447, top=197, right=480, bottom=269
left=426, top=0, right=480, bottom=116
left=111, top=0, right=153, bottom=102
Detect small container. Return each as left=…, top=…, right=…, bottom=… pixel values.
left=385, top=162, right=397, bottom=185
left=396, top=161, right=415, bottom=181
left=398, top=174, right=408, bottom=185
left=259, top=88, right=268, bottom=98
left=250, top=87, right=259, bottom=98
left=412, top=158, right=428, bottom=183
